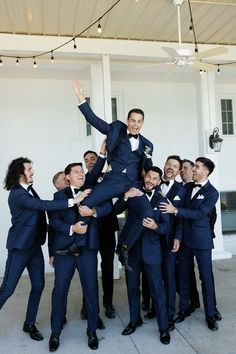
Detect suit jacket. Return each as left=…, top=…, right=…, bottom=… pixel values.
left=165, top=180, right=186, bottom=248
left=177, top=181, right=219, bottom=250
left=79, top=101, right=153, bottom=178
left=7, top=185, right=69, bottom=252
left=114, top=188, right=170, bottom=264
left=48, top=186, right=112, bottom=254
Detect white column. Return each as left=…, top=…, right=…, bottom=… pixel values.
left=199, top=72, right=231, bottom=259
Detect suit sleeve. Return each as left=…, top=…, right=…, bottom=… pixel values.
left=79, top=101, right=110, bottom=135
left=113, top=197, right=128, bottom=215
left=48, top=194, right=72, bottom=236
left=153, top=210, right=170, bottom=236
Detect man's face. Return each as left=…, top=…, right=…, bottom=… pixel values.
left=163, top=158, right=181, bottom=180
left=192, top=161, right=208, bottom=183
left=127, top=112, right=144, bottom=135
left=21, top=162, right=34, bottom=185
left=66, top=165, right=85, bottom=187
left=55, top=173, right=68, bottom=191
left=84, top=152, right=97, bottom=172
left=143, top=170, right=161, bottom=191
left=180, top=162, right=193, bottom=183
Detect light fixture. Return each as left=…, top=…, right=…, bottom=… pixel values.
left=33, top=56, right=37, bottom=68
left=209, top=127, right=223, bottom=152
left=97, top=21, right=102, bottom=33
left=51, top=51, right=54, bottom=63
left=217, top=65, right=220, bottom=74
left=16, top=57, right=19, bottom=67
left=0, top=57, right=3, bottom=67
left=73, top=38, right=77, bottom=52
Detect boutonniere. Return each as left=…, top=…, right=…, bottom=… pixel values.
left=144, top=145, right=152, bottom=159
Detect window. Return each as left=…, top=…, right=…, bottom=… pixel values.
left=221, top=99, right=234, bottom=135
left=86, top=97, right=118, bottom=136
left=220, top=191, right=236, bottom=234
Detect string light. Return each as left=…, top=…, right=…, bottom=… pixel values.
left=0, top=57, right=3, bottom=67
left=73, top=38, right=77, bottom=52
left=51, top=51, right=54, bottom=63
left=97, top=21, right=102, bottom=34
left=33, top=56, right=37, bottom=68
left=16, top=57, right=19, bottom=66
left=217, top=65, right=220, bottom=74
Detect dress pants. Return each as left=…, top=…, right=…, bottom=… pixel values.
left=51, top=248, right=99, bottom=334
left=0, top=246, right=45, bottom=324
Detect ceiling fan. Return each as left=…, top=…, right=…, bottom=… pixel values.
left=162, top=0, right=228, bottom=71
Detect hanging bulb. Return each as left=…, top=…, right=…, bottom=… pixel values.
left=16, top=58, right=19, bottom=67
left=217, top=65, right=220, bottom=74
left=51, top=51, right=54, bottom=63
left=0, top=58, right=3, bottom=67
left=189, top=24, right=193, bottom=33
left=73, top=38, right=77, bottom=52
left=97, top=22, right=102, bottom=34
left=200, top=69, right=203, bottom=75
left=33, top=57, right=37, bottom=68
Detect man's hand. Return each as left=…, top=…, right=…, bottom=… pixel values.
left=159, top=201, right=176, bottom=214
left=72, top=80, right=85, bottom=103
left=49, top=256, right=54, bottom=268
left=142, top=217, right=158, bottom=230
left=124, top=187, right=143, bottom=200
left=73, top=189, right=91, bottom=205
left=172, top=239, right=180, bottom=253
left=72, top=221, right=88, bottom=234
left=79, top=205, right=95, bottom=217
left=100, top=139, right=107, bottom=156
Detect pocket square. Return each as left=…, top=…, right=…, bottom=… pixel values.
left=153, top=207, right=158, bottom=210
left=173, top=195, right=180, bottom=201
left=197, top=195, right=204, bottom=199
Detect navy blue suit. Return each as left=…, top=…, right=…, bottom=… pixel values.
left=161, top=181, right=186, bottom=318
left=177, top=181, right=219, bottom=318
left=0, top=185, right=70, bottom=325
left=49, top=186, right=112, bottom=333
left=78, top=101, right=154, bottom=219
left=114, top=189, right=169, bottom=331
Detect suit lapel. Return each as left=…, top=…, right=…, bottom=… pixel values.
left=150, top=191, right=162, bottom=209
left=166, top=181, right=179, bottom=202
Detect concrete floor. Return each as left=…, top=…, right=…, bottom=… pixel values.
left=0, top=256, right=236, bottom=354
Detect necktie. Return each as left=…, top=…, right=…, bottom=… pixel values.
left=194, top=183, right=202, bottom=188
left=142, top=188, right=153, bottom=197
left=161, top=180, right=170, bottom=186
left=128, top=133, right=138, bottom=139
left=27, top=185, right=33, bottom=191
left=74, top=188, right=81, bottom=194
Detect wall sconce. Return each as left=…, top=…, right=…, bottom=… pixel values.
left=209, top=127, right=223, bottom=152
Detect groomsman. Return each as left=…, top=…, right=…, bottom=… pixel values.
left=114, top=166, right=171, bottom=345
left=1, top=157, right=80, bottom=342
left=160, top=157, right=220, bottom=331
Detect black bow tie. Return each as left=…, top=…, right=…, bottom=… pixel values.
left=27, top=185, right=33, bottom=191
left=73, top=188, right=81, bottom=194
left=161, top=180, right=170, bottom=186
left=194, top=183, right=202, bottom=188
left=128, top=133, right=138, bottom=139
left=142, top=188, right=153, bottom=197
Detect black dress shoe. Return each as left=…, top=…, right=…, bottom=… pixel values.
left=175, top=310, right=186, bottom=323
left=97, top=316, right=105, bottom=330
left=87, top=330, right=98, bottom=350
left=122, top=319, right=143, bottom=335
left=214, top=308, right=222, bottom=321
left=104, top=304, right=116, bottom=319
left=56, top=243, right=82, bottom=256
left=188, top=299, right=200, bottom=314
left=160, top=330, right=170, bottom=345
left=206, top=316, right=218, bottom=331
left=80, top=304, right=88, bottom=320
left=144, top=308, right=155, bottom=319
left=49, top=333, right=60, bottom=352
left=23, top=323, right=43, bottom=341
left=168, top=316, right=175, bottom=331
left=141, top=300, right=150, bottom=311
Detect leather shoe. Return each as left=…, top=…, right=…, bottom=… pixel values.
left=214, top=308, right=222, bottom=321
left=23, top=323, right=43, bottom=341
left=104, top=304, right=116, bottom=319
left=168, top=316, right=175, bottom=331
left=97, top=316, right=105, bottom=330
left=175, top=310, right=186, bottom=323
left=141, top=300, right=150, bottom=311
left=56, top=243, right=82, bottom=256
left=87, top=330, right=98, bottom=350
left=49, top=332, right=60, bottom=352
left=122, top=319, right=143, bottom=335
left=144, top=308, right=155, bottom=319
left=206, top=316, right=218, bottom=331
left=188, top=299, right=200, bottom=314
left=80, top=303, right=87, bottom=320
left=160, top=330, right=170, bottom=345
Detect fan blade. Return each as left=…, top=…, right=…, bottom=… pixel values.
left=162, top=46, right=179, bottom=58
left=195, top=46, right=227, bottom=60
left=191, top=61, right=216, bottom=72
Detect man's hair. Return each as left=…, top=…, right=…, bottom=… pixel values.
left=64, top=163, right=83, bottom=176
left=83, top=150, right=97, bottom=159
left=166, top=155, right=182, bottom=169
left=4, top=157, right=32, bottom=191
left=182, top=159, right=194, bottom=168
left=195, top=157, right=215, bottom=175
left=127, top=108, right=144, bottom=120
left=52, top=171, right=64, bottom=186
left=145, top=166, right=163, bottom=178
